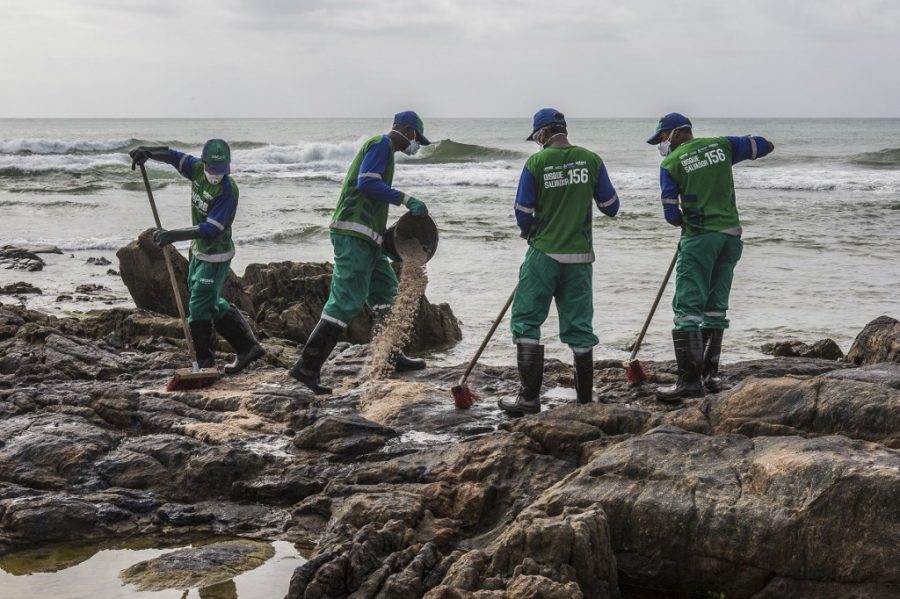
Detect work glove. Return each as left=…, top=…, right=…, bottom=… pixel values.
left=406, top=197, right=428, bottom=216
left=153, top=226, right=202, bottom=247
left=129, top=146, right=170, bottom=170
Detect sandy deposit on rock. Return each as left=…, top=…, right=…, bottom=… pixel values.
left=358, top=379, right=431, bottom=426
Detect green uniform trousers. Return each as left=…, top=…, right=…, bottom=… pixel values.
left=187, top=256, right=232, bottom=323
left=510, top=246, right=598, bottom=353
left=322, top=233, right=399, bottom=327
left=673, top=232, right=743, bottom=331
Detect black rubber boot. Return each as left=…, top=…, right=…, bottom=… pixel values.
left=498, top=343, right=544, bottom=415
left=390, top=351, right=426, bottom=372
left=657, top=329, right=704, bottom=403
left=574, top=350, right=594, bottom=404
left=702, top=328, right=724, bottom=393
left=289, top=319, right=343, bottom=395
left=189, top=319, right=217, bottom=369
left=215, top=306, right=265, bottom=375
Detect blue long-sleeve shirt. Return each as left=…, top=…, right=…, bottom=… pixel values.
left=356, top=136, right=405, bottom=205
left=163, top=149, right=238, bottom=242
left=660, top=135, right=772, bottom=226
left=514, top=163, right=619, bottom=236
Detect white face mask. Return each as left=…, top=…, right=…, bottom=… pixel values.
left=204, top=169, right=224, bottom=185
left=658, top=130, right=675, bottom=157
left=403, top=138, right=421, bottom=156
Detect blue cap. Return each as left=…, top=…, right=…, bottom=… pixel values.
left=393, top=111, right=430, bottom=145
left=527, top=108, right=567, bottom=140
left=646, top=113, right=692, bottom=144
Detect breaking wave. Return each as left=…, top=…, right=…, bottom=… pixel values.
left=413, top=140, right=527, bottom=164
left=848, top=147, right=900, bottom=169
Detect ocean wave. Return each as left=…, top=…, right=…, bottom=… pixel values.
left=848, top=147, right=900, bottom=169
left=0, top=137, right=136, bottom=155
left=0, top=198, right=101, bottom=207
left=412, top=140, right=527, bottom=164
left=236, top=224, right=329, bottom=244
left=0, top=237, right=130, bottom=251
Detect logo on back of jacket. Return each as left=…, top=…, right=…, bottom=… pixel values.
left=542, top=160, right=589, bottom=189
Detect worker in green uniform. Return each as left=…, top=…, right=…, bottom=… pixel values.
left=647, top=113, right=774, bottom=400
left=129, top=140, right=265, bottom=374
left=499, top=109, right=620, bottom=416
left=289, top=111, right=430, bottom=394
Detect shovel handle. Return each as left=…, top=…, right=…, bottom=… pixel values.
left=458, top=285, right=518, bottom=385
left=139, top=164, right=199, bottom=368
left=628, top=244, right=679, bottom=361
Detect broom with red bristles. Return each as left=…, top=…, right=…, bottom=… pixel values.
left=624, top=245, right=679, bottom=385
left=450, top=285, right=517, bottom=409
left=136, top=163, right=220, bottom=392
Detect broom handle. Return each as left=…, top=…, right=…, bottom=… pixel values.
left=139, top=164, right=199, bottom=367
left=459, top=285, right=518, bottom=384
left=628, top=244, right=679, bottom=361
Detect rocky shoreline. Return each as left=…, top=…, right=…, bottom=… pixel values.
left=0, top=240, right=898, bottom=598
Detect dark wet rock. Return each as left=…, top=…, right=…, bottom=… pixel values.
left=116, top=228, right=253, bottom=318
left=531, top=428, right=900, bottom=598
left=750, top=577, right=900, bottom=598
left=847, top=315, right=900, bottom=366
left=294, top=414, right=399, bottom=456
left=760, top=338, right=843, bottom=359
left=0, top=245, right=45, bottom=271
left=824, top=361, right=900, bottom=390
left=0, top=282, right=41, bottom=295
left=86, top=256, right=112, bottom=266
left=242, top=260, right=461, bottom=351
left=106, top=268, right=120, bottom=276
left=119, top=539, right=274, bottom=591
left=703, top=372, right=900, bottom=444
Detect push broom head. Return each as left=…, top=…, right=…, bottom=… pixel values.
left=450, top=378, right=479, bottom=409
left=165, top=367, right=220, bottom=392
left=623, top=359, right=647, bottom=386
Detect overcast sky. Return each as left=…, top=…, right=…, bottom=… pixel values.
left=2, top=0, right=898, bottom=118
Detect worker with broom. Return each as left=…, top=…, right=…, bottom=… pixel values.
left=499, top=108, right=620, bottom=416
left=288, top=111, right=431, bottom=395
left=129, top=140, right=265, bottom=375
left=647, top=113, right=774, bottom=400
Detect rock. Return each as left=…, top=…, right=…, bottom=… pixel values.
left=116, top=228, right=253, bottom=318
left=241, top=260, right=461, bottom=351
left=75, top=283, right=109, bottom=294
left=0, top=245, right=45, bottom=271
left=847, top=315, right=900, bottom=366
left=760, top=338, right=843, bottom=360
left=0, top=282, right=41, bottom=295
left=86, top=256, right=111, bottom=266
left=119, top=539, right=274, bottom=591
left=293, top=414, right=399, bottom=456
left=531, top=428, right=900, bottom=598
left=435, top=505, right=618, bottom=598
left=703, top=372, right=900, bottom=444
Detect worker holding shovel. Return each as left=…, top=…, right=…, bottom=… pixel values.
left=289, top=111, right=431, bottom=395
left=499, top=109, right=620, bottom=416
left=647, top=113, right=774, bottom=401
left=129, top=140, right=265, bottom=375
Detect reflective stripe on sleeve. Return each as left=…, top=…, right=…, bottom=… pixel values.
left=359, top=172, right=383, bottom=180
left=178, top=155, right=188, bottom=171
left=329, top=220, right=384, bottom=245
left=515, top=203, right=535, bottom=214
left=749, top=136, right=758, bottom=160
left=597, top=194, right=618, bottom=208
left=207, top=218, right=224, bottom=231
left=401, top=194, right=409, bottom=206
left=662, top=197, right=679, bottom=205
